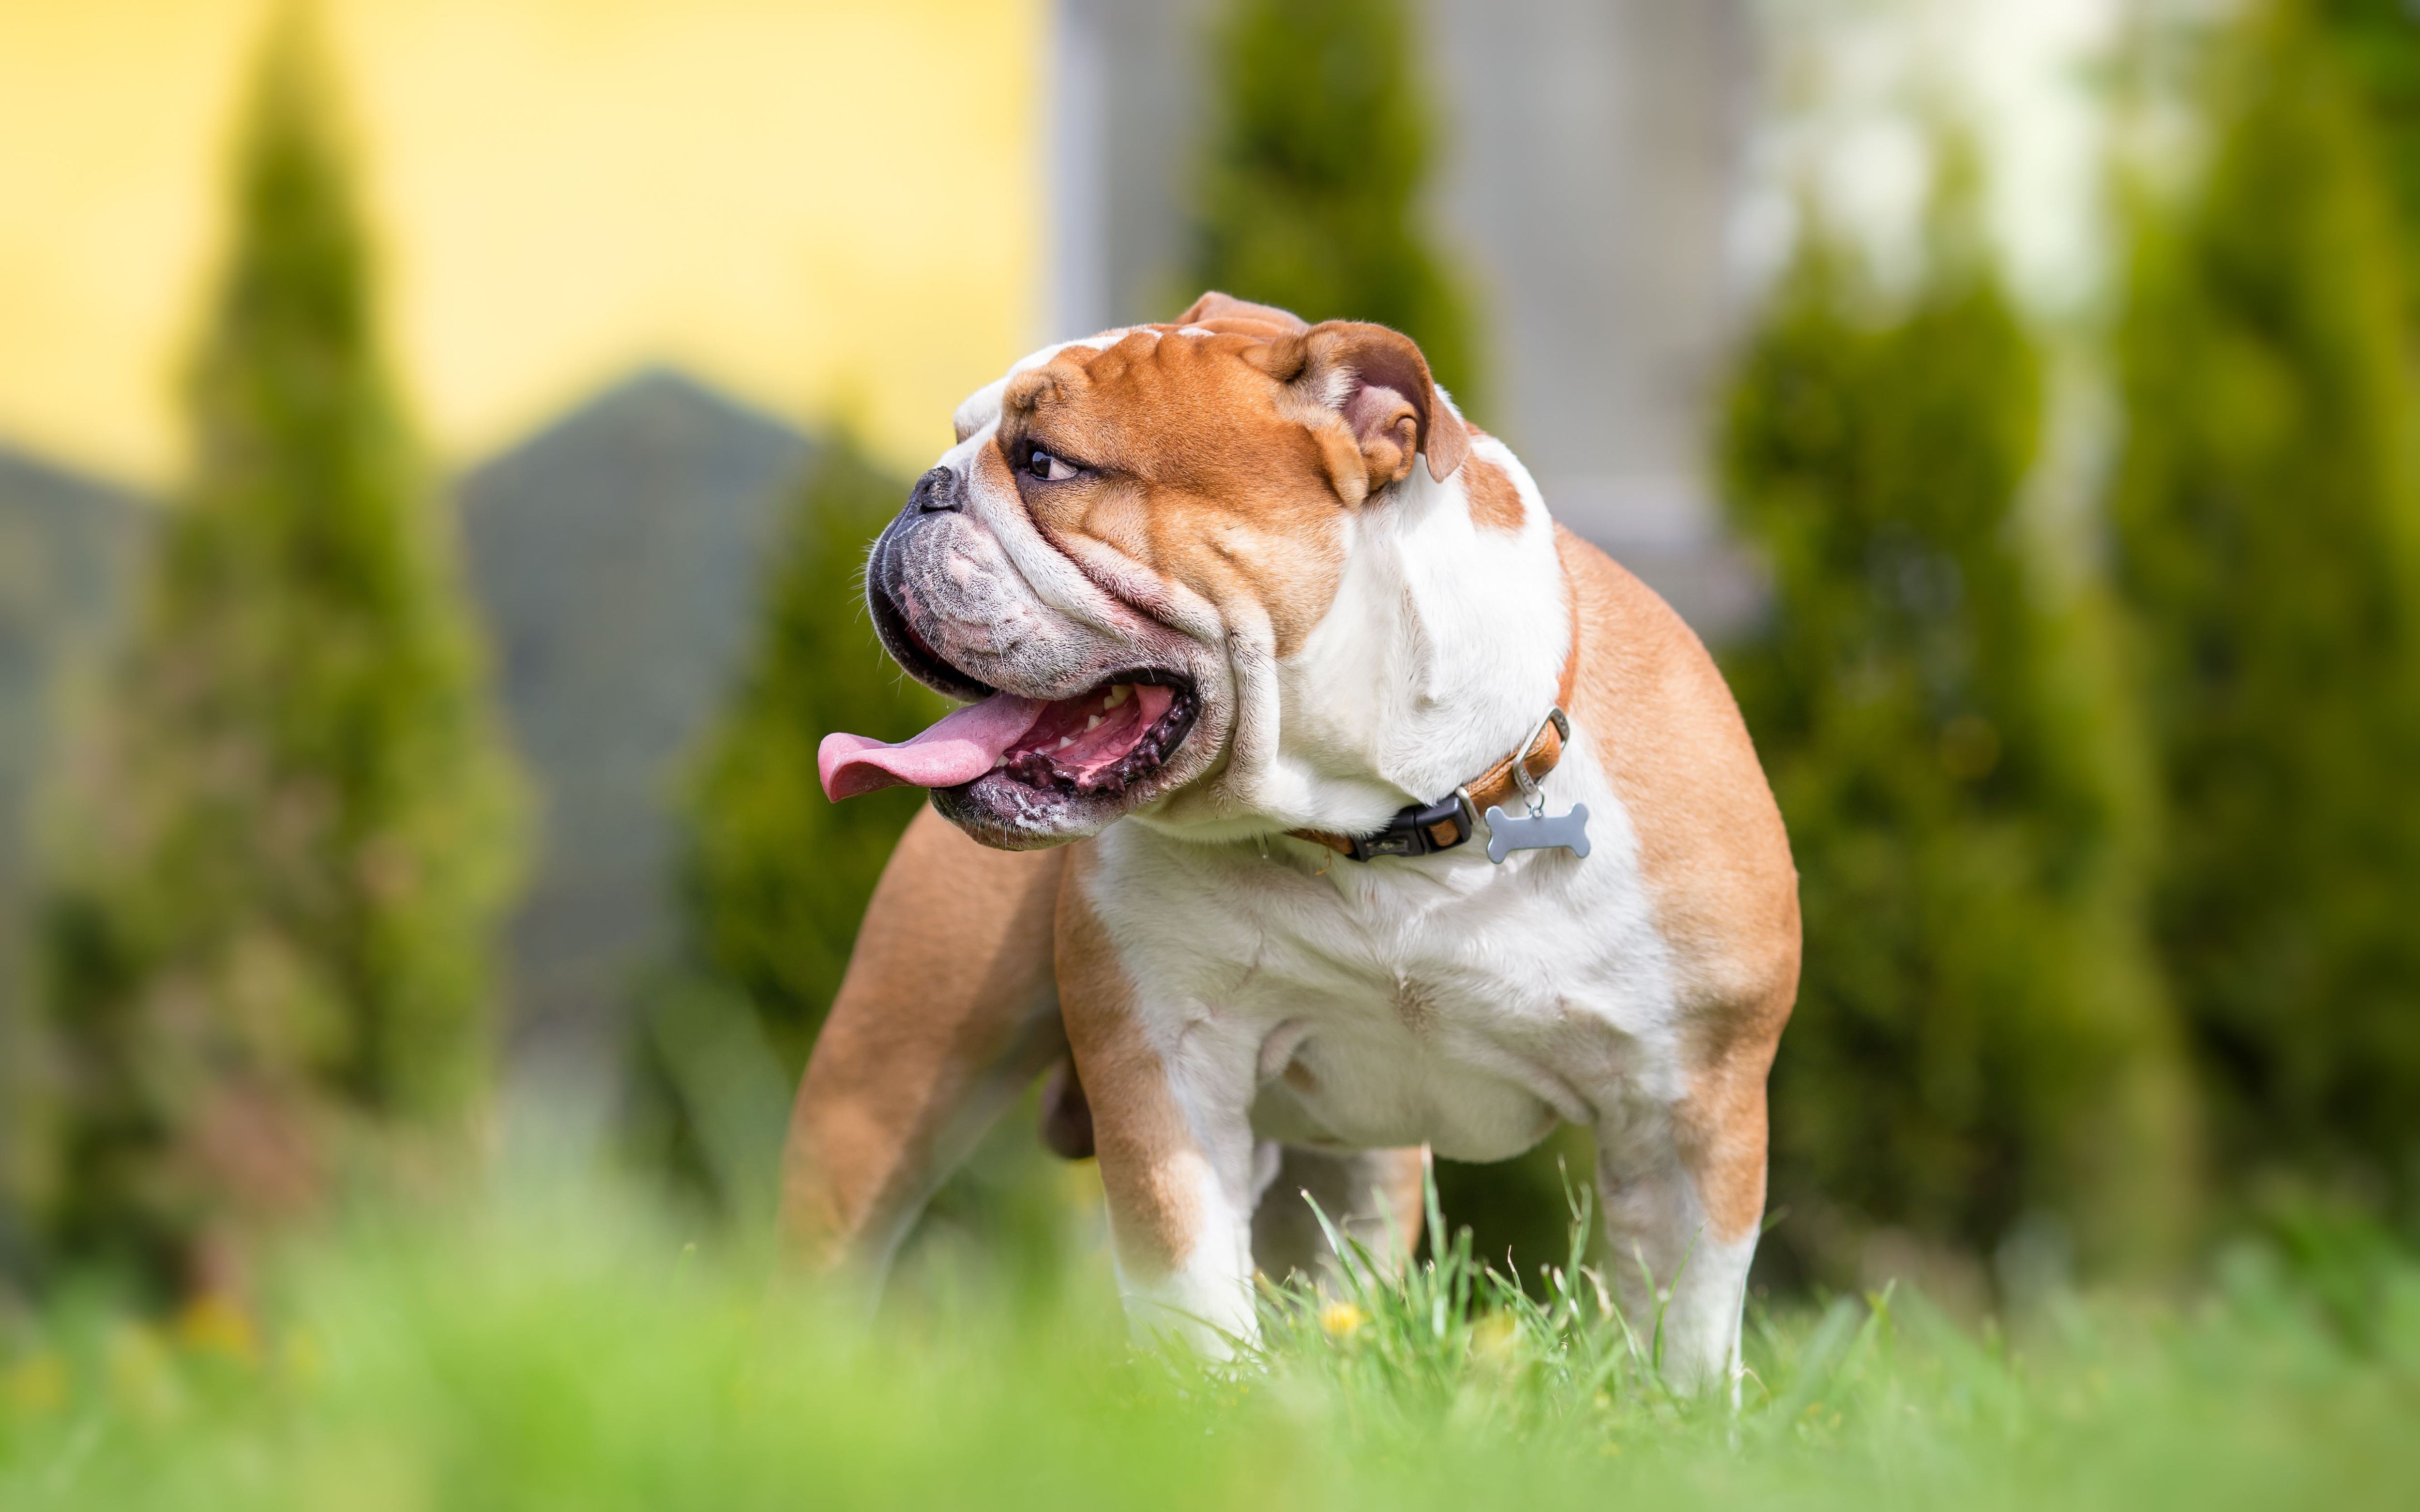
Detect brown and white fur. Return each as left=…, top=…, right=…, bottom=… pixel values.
left=780, top=295, right=1798, bottom=1392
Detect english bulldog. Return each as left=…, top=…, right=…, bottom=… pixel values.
left=782, top=293, right=1798, bottom=1392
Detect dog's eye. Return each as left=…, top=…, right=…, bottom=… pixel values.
left=1026, top=448, right=1079, bottom=482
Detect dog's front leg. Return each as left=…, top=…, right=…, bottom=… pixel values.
left=1056, top=859, right=1260, bottom=1355
left=780, top=808, right=1068, bottom=1280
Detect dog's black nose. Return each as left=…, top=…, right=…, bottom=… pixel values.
left=909, top=466, right=961, bottom=514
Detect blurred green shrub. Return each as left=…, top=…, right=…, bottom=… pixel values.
left=1719, top=170, right=2197, bottom=1287
left=2315, top=0, right=2420, bottom=306
left=1193, top=0, right=1482, bottom=410
left=31, top=14, right=524, bottom=1298
left=2112, top=0, right=2420, bottom=1212
left=620, top=437, right=941, bottom=1225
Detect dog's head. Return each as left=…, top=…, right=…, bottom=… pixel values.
left=821, top=292, right=1489, bottom=850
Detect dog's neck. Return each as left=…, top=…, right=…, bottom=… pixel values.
left=1157, top=445, right=1572, bottom=840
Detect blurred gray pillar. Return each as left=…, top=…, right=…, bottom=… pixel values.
left=1428, top=0, right=1759, bottom=635
left=1051, top=0, right=1761, bottom=638
left=1052, top=0, right=1217, bottom=335
left=1046, top=0, right=1116, bottom=341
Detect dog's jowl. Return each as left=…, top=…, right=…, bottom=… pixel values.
left=785, top=292, right=1798, bottom=1395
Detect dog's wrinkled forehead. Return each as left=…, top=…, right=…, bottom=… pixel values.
left=1021, top=329, right=1327, bottom=479
left=951, top=336, right=1101, bottom=445
left=951, top=319, right=1296, bottom=448
left=950, top=293, right=1317, bottom=449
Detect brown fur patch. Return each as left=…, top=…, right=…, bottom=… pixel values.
left=1174, top=290, right=1309, bottom=338
left=1055, top=845, right=1209, bottom=1279
left=1461, top=455, right=1526, bottom=534
left=779, top=806, right=1067, bottom=1267
left=1371, top=1147, right=1428, bottom=1252
left=1557, top=528, right=1800, bottom=1243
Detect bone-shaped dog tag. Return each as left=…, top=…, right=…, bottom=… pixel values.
left=1483, top=804, right=1590, bottom=863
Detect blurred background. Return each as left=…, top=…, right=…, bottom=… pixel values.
left=0, top=0, right=2415, bottom=1317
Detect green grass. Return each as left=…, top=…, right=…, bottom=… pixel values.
left=3, top=1164, right=2416, bottom=1511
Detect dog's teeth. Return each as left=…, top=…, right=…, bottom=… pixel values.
left=1086, top=715, right=1102, bottom=731
left=1104, top=685, right=1129, bottom=708
left=1057, top=736, right=1073, bottom=750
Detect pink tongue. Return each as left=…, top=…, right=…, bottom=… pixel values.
left=818, top=693, right=1047, bottom=801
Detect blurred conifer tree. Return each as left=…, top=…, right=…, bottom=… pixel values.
left=2315, top=0, right=2420, bottom=305
left=1720, top=166, right=2195, bottom=1284
left=2112, top=0, right=2420, bottom=1204
left=34, top=12, right=524, bottom=1296
left=621, top=438, right=940, bottom=1223
left=1194, top=0, right=1482, bottom=411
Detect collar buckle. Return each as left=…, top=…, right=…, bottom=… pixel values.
left=1344, top=792, right=1476, bottom=863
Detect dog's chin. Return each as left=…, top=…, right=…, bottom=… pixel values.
left=930, top=673, right=1207, bottom=850
left=934, top=772, right=1147, bottom=849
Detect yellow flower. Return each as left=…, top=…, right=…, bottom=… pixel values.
left=1319, top=1300, right=1367, bottom=1338
left=3, top=1352, right=66, bottom=1414
left=1470, top=1312, right=1519, bottom=1363
left=174, top=1293, right=260, bottom=1366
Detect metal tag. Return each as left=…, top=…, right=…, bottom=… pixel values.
left=1483, top=803, right=1590, bottom=863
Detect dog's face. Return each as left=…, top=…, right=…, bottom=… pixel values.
left=862, top=293, right=1471, bottom=849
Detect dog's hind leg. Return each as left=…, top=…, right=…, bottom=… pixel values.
left=1595, top=1024, right=1782, bottom=1399
left=778, top=805, right=1067, bottom=1284
left=1249, top=1146, right=1426, bottom=1287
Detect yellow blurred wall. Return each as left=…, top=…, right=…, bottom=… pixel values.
left=0, top=0, right=1045, bottom=484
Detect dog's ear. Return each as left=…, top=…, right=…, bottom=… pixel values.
left=1175, top=290, right=1309, bottom=334
left=1255, top=320, right=1471, bottom=502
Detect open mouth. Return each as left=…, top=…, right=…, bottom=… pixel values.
left=817, top=663, right=1197, bottom=805
left=990, top=672, right=1196, bottom=797
left=830, top=541, right=1200, bottom=813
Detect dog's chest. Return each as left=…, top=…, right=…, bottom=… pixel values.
left=1086, top=805, right=1684, bottom=1162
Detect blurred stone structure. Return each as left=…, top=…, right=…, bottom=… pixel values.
left=1049, top=0, right=1760, bottom=634
left=0, top=450, right=144, bottom=947
left=0, top=446, right=146, bottom=1270
left=458, top=371, right=814, bottom=1097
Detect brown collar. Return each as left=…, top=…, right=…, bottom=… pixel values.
left=1287, top=584, right=1582, bottom=863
